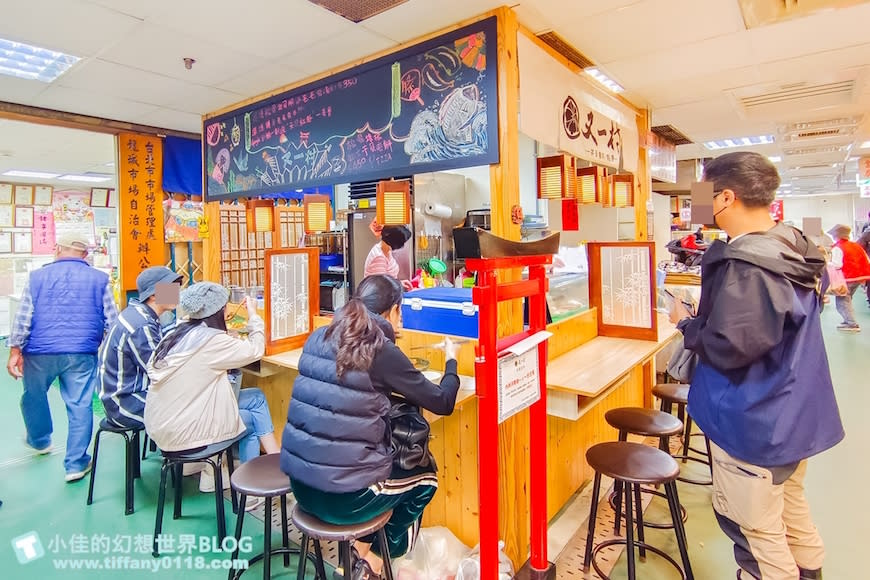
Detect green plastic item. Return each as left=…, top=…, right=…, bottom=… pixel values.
left=428, top=257, right=447, bottom=275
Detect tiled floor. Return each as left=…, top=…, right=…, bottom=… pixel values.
left=0, top=299, right=864, bottom=579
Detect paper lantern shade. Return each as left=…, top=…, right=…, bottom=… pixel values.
left=245, top=199, right=274, bottom=233
left=376, top=180, right=411, bottom=225
left=611, top=174, right=635, bottom=208
left=537, top=154, right=576, bottom=199
left=576, top=165, right=605, bottom=204
left=304, top=194, right=331, bottom=233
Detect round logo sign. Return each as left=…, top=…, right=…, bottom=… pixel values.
left=563, top=96, right=581, bottom=139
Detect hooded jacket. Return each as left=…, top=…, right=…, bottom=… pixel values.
left=144, top=316, right=265, bottom=452
left=281, top=314, right=460, bottom=494
left=679, top=223, right=844, bottom=467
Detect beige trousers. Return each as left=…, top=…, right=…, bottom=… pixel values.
left=709, top=442, right=825, bottom=579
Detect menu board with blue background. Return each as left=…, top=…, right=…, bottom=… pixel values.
left=204, top=17, right=499, bottom=201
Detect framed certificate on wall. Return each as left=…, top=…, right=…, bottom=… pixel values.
left=15, top=206, right=34, bottom=227
left=34, top=185, right=53, bottom=206
left=0, top=232, right=11, bottom=253
left=0, top=183, right=12, bottom=204
left=14, top=185, right=34, bottom=205
left=13, top=231, right=32, bottom=253
left=0, top=204, right=12, bottom=227
left=90, top=187, right=109, bottom=207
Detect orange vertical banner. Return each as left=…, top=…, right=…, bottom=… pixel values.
left=119, top=133, right=165, bottom=291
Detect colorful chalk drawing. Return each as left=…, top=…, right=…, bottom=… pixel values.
left=164, top=199, right=204, bottom=243
left=204, top=17, right=498, bottom=200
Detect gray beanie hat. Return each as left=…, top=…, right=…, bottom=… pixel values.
left=179, top=282, right=229, bottom=320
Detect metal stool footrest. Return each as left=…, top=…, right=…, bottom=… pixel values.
left=230, top=548, right=322, bottom=580
left=608, top=487, right=687, bottom=529
left=673, top=455, right=713, bottom=486
left=588, top=538, right=687, bottom=580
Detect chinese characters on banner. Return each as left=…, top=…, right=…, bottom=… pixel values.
left=559, top=97, right=625, bottom=169
left=769, top=199, right=784, bottom=222
left=32, top=208, right=56, bottom=254
left=119, top=133, right=164, bottom=290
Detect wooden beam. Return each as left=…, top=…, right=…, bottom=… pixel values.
left=201, top=201, right=222, bottom=282
left=634, top=108, right=652, bottom=241
left=204, top=8, right=503, bottom=121
left=0, top=101, right=200, bottom=139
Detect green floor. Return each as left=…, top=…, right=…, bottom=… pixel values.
left=0, top=298, right=866, bottom=579
left=603, top=298, right=869, bottom=579
left=0, top=362, right=316, bottom=580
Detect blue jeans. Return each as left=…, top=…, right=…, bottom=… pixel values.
left=21, top=353, right=97, bottom=473
left=237, top=388, right=273, bottom=463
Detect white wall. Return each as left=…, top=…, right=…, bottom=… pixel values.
left=518, top=132, right=538, bottom=217
left=781, top=194, right=855, bottom=233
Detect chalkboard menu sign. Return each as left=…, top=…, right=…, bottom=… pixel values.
left=203, top=17, right=499, bottom=201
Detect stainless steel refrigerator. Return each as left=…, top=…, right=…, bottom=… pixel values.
left=347, top=208, right=415, bottom=293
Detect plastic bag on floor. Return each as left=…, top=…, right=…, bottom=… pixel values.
left=454, top=541, right=514, bottom=580
left=393, top=526, right=471, bottom=580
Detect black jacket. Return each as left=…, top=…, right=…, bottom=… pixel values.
left=680, top=224, right=844, bottom=466
left=280, top=315, right=460, bottom=493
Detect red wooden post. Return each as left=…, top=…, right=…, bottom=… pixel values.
left=468, top=256, right=554, bottom=579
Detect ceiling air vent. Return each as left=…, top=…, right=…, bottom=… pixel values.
left=536, top=32, right=595, bottom=70
left=740, top=80, right=855, bottom=110
left=307, top=0, right=408, bottom=23
left=651, top=125, right=693, bottom=146
left=783, top=145, right=852, bottom=156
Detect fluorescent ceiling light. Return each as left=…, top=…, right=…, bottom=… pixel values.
left=0, top=37, right=79, bottom=82
left=768, top=156, right=782, bottom=163
left=3, top=169, right=60, bottom=179
left=861, top=141, right=870, bottom=149
left=58, top=174, right=112, bottom=183
left=704, top=135, right=775, bottom=150
left=584, top=67, right=624, bottom=94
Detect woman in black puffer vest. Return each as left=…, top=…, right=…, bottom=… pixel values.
left=281, top=275, right=460, bottom=579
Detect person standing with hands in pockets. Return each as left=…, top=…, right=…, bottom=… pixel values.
left=669, top=152, right=843, bottom=580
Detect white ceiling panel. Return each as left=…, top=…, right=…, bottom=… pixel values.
left=361, top=0, right=505, bottom=43
left=85, top=0, right=175, bottom=20
left=521, top=0, right=644, bottom=22
left=148, top=0, right=353, bottom=60
left=0, top=75, right=51, bottom=106
left=604, top=32, right=754, bottom=88
left=34, top=85, right=160, bottom=122
left=99, top=23, right=258, bottom=87
left=159, top=84, right=245, bottom=116
left=56, top=59, right=227, bottom=109
left=284, top=27, right=397, bottom=76
left=133, top=109, right=204, bottom=134
left=654, top=95, right=776, bottom=141
left=558, top=0, right=745, bottom=65
left=749, top=3, right=870, bottom=64
left=639, top=66, right=762, bottom=109
left=218, top=64, right=309, bottom=97
left=0, top=0, right=142, bottom=57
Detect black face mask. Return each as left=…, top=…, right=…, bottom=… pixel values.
left=713, top=205, right=728, bottom=229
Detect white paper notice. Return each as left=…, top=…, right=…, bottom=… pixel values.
left=497, top=348, right=541, bottom=423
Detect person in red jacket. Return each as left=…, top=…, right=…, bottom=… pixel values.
left=828, top=224, right=870, bottom=331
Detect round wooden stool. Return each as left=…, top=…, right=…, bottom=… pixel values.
left=292, top=505, right=395, bottom=580
left=653, top=383, right=713, bottom=485
left=605, top=407, right=687, bottom=533
left=583, top=442, right=694, bottom=580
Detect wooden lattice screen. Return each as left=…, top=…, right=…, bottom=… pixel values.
left=218, top=204, right=273, bottom=288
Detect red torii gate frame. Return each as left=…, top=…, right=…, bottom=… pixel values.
left=466, top=254, right=556, bottom=580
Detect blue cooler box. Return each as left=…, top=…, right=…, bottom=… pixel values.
left=401, top=288, right=479, bottom=339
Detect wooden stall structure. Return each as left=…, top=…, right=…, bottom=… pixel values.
left=200, top=4, right=662, bottom=569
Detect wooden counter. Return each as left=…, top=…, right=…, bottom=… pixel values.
left=242, top=310, right=680, bottom=555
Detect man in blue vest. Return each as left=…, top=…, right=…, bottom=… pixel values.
left=6, top=233, right=118, bottom=482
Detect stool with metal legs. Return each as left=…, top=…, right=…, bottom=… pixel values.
left=292, top=505, right=395, bottom=580
left=653, top=383, right=713, bottom=485
left=583, top=442, right=694, bottom=580
left=152, top=434, right=242, bottom=557
left=604, top=407, right=688, bottom=536
left=86, top=418, right=145, bottom=515
left=227, top=454, right=319, bottom=580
